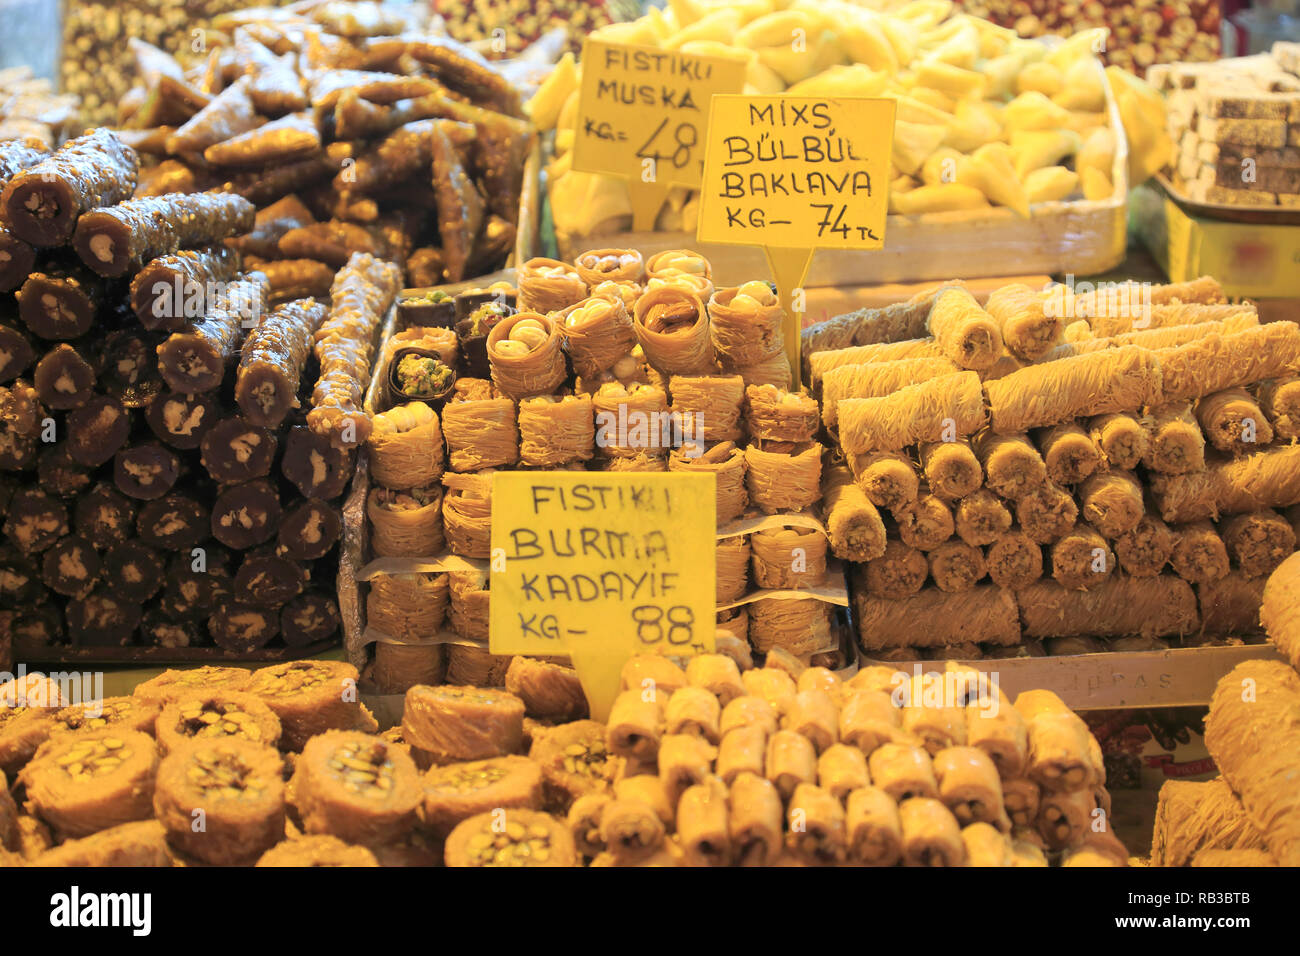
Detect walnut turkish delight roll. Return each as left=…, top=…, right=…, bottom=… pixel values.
left=1, top=129, right=139, bottom=247
left=210, top=479, right=280, bottom=550
left=232, top=549, right=305, bottom=606
left=73, top=192, right=255, bottom=278
left=154, top=737, right=285, bottom=865
left=0, top=227, right=36, bottom=295
left=157, top=273, right=269, bottom=394
left=129, top=245, right=241, bottom=331
left=102, top=540, right=164, bottom=603
left=144, top=392, right=219, bottom=452
left=280, top=593, right=340, bottom=647
left=281, top=424, right=352, bottom=500
left=16, top=261, right=103, bottom=340
left=235, top=298, right=328, bottom=428
left=276, top=498, right=340, bottom=562
left=19, top=728, right=158, bottom=840
left=0, top=317, right=35, bottom=383
left=113, top=442, right=179, bottom=501
left=33, top=342, right=95, bottom=410
left=209, top=603, right=281, bottom=654
left=200, top=417, right=277, bottom=484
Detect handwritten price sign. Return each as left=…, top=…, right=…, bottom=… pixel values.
left=698, top=95, right=896, bottom=385
left=572, top=39, right=746, bottom=231
left=488, top=472, right=715, bottom=720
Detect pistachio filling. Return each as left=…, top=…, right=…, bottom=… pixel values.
left=428, top=765, right=508, bottom=794
left=559, top=740, right=612, bottom=779
left=175, top=700, right=264, bottom=742
left=248, top=662, right=331, bottom=697
left=55, top=737, right=131, bottom=781
left=327, top=741, right=396, bottom=798
left=56, top=698, right=136, bottom=731
left=465, top=821, right=556, bottom=866
left=187, top=749, right=265, bottom=801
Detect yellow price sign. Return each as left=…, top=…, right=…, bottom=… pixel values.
left=489, top=472, right=716, bottom=720
left=572, top=39, right=747, bottom=231
left=697, top=95, right=896, bottom=387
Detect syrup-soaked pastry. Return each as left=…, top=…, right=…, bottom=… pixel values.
left=204, top=111, right=321, bottom=167
left=145, top=391, right=220, bottom=450
left=277, top=220, right=387, bottom=268
left=129, top=245, right=241, bottom=331
left=29, top=820, right=173, bottom=867
left=133, top=159, right=198, bottom=198
left=154, top=691, right=281, bottom=754
left=97, top=328, right=164, bottom=408
left=134, top=666, right=251, bottom=704
left=444, top=807, right=577, bottom=868
left=36, top=445, right=92, bottom=499
left=0, top=128, right=139, bottom=247
left=210, top=479, right=280, bottom=550
left=403, top=685, right=526, bottom=763
left=0, top=316, right=35, bottom=382
left=256, top=259, right=336, bottom=302
left=280, top=423, right=352, bottom=499
left=289, top=730, right=423, bottom=845
left=65, top=588, right=143, bottom=646
left=279, top=592, right=341, bottom=647
left=234, top=298, right=328, bottom=427
left=140, top=609, right=203, bottom=649
left=165, top=76, right=259, bottom=156
left=153, top=738, right=285, bottom=865
left=244, top=660, right=364, bottom=751
left=40, top=535, right=100, bottom=598
left=332, top=119, right=440, bottom=194
left=16, top=261, right=102, bottom=339
left=276, top=498, right=340, bottom=560
left=200, top=417, right=277, bottom=484
left=255, top=834, right=378, bottom=867
left=135, top=494, right=209, bottom=551
left=72, top=192, right=255, bottom=278
left=65, top=395, right=131, bottom=467
left=4, top=489, right=68, bottom=554
left=233, top=549, right=305, bottom=606
left=74, top=484, right=135, bottom=548
left=209, top=603, right=281, bottom=653
left=113, top=442, right=180, bottom=500
left=430, top=120, right=484, bottom=283
left=228, top=195, right=316, bottom=260
left=422, top=755, right=545, bottom=837
left=0, top=227, right=36, bottom=294
left=102, top=540, right=164, bottom=603
left=19, top=728, right=157, bottom=840
left=157, top=273, right=269, bottom=394
left=224, top=143, right=357, bottom=208
left=33, top=342, right=95, bottom=409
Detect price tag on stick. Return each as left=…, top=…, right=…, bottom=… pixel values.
left=572, top=39, right=747, bottom=231
left=697, top=95, right=897, bottom=387
left=488, top=472, right=716, bottom=720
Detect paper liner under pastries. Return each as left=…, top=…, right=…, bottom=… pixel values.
left=1205, top=660, right=1300, bottom=866
left=486, top=312, right=567, bottom=401
left=1150, top=777, right=1269, bottom=867
left=517, top=257, right=586, bottom=314
left=853, top=586, right=1021, bottom=650
left=708, top=287, right=783, bottom=367
left=632, top=286, right=714, bottom=377
left=838, top=371, right=987, bottom=455
left=821, top=466, right=886, bottom=564
left=555, top=295, right=636, bottom=379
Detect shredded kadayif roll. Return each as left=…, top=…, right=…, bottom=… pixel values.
left=1150, top=778, right=1268, bottom=868
left=974, top=432, right=1046, bottom=501
left=1196, top=387, right=1273, bottom=452
left=1142, top=403, right=1205, bottom=474
left=985, top=529, right=1043, bottom=589
left=668, top=441, right=747, bottom=525
left=743, top=385, right=819, bottom=443
left=708, top=282, right=784, bottom=368
left=750, top=526, right=829, bottom=590
left=850, top=451, right=919, bottom=512
left=668, top=375, right=744, bottom=444
left=556, top=295, right=636, bottom=380
left=1258, top=375, right=1300, bottom=440
left=1155, top=322, right=1300, bottom=404
left=632, top=286, right=714, bottom=377
left=744, top=440, right=823, bottom=514
left=926, top=287, right=1003, bottom=371
left=1017, top=576, right=1199, bottom=639
left=808, top=337, right=945, bottom=387
left=366, top=401, right=444, bottom=491
left=800, top=284, right=948, bottom=360
left=1088, top=412, right=1149, bottom=470
left=1204, top=661, right=1300, bottom=866
left=440, top=378, right=518, bottom=472
left=517, top=394, right=594, bottom=467
left=1261, top=551, right=1300, bottom=669
left=984, top=347, right=1162, bottom=433
left=1198, top=571, right=1266, bottom=636
left=954, top=490, right=1012, bottom=547
left=1219, top=510, right=1295, bottom=578
left=820, top=357, right=959, bottom=425
left=858, top=541, right=929, bottom=600
left=1035, top=423, right=1102, bottom=486
left=853, top=586, right=1021, bottom=650
left=838, top=371, right=987, bottom=455
left=1169, top=521, right=1230, bottom=585
left=1078, top=470, right=1145, bottom=538
left=920, top=440, right=982, bottom=501
left=1113, top=512, right=1176, bottom=577
left=984, top=283, right=1062, bottom=361
left=821, top=465, right=887, bottom=563
left=1150, top=444, right=1300, bottom=523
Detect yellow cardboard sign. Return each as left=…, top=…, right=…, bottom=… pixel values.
left=489, top=472, right=716, bottom=720
left=572, top=39, right=747, bottom=230
left=697, top=95, right=896, bottom=386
